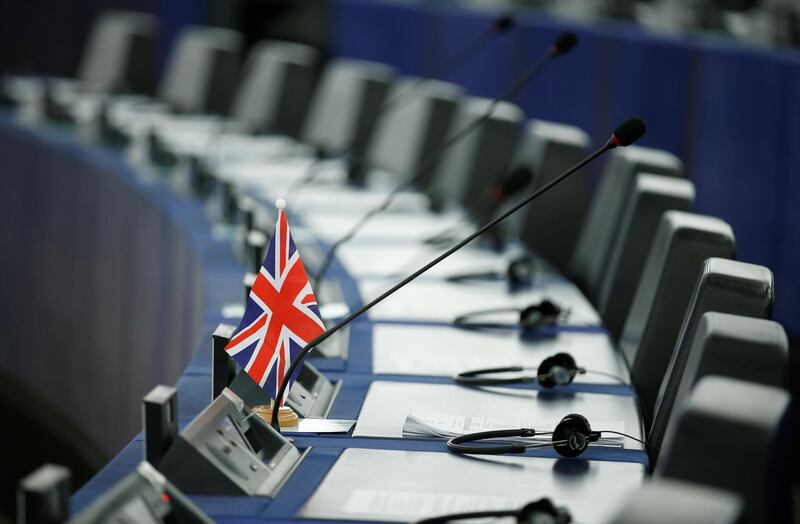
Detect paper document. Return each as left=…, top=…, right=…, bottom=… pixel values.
left=287, top=418, right=355, bottom=434
left=403, top=407, right=624, bottom=448
left=342, top=488, right=526, bottom=518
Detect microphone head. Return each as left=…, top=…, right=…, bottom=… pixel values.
left=552, top=32, right=578, bottom=55
left=611, top=117, right=646, bottom=147
left=493, top=14, right=515, bottom=32
left=495, top=166, right=534, bottom=202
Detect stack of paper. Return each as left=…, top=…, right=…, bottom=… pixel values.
left=402, top=407, right=625, bottom=448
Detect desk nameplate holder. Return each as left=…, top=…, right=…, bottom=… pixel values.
left=213, top=322, right=340, bottom=419
left=17, top=464, right=70, bottom=524
left=70, top=461, right=215, bottom=524
left=156, top=388, right=308, bottom=497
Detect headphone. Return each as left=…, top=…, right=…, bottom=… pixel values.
left=445, top=255, right=537, bottom=289
left=455, top=353, right=584, bottom=388
left=452, top=299, right=564, bottom=333
left=415, top=497, right=571, bottom=524
left=447, top=413, right=651, bottom=458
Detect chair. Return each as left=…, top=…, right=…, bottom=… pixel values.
left=229, top=41, right=320, bottom=137
left=651, top=313, right=786, bottom=458
left=300, top=59, right=395, bottom=158
left=648, top=258, right=776, bottom=454
left=159, top=26, right=243, bottom=115
left=77, top=10, right=158, bottom=95
left=618, top=211, right=734, bottom=426
left=597, top=173, right=695, bottom=339
left=608, top=478, right=743, bottom=524
left=656, top=376, right=793, bottom=524
left=569, top=145, right=682, bottom=299
left=364, top=78, right=463, bottom=189
left=513, top=119, right=591, bottom=270
left=432, top=97, right=524, bottom=216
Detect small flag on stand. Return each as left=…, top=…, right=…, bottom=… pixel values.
left=224, top=199, right=325, bottom=404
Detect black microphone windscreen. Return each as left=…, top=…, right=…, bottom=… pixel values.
left=612, top=117, right=646, bottom=146
left=493, top=14, right=515, bottom=32
left=553, top=32, right=578, bottom=54
left=498, top=166, right=534, bottom=201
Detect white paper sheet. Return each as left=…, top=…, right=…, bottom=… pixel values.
left=299, top=448, right=644, bottom=523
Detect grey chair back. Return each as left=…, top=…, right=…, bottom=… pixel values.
left=649, top=258, right=776, bottom=454
left=569, top=145, right=683, bottom=298
left=77, top=10, right=158, bottom=95
left=300, top=59, right=395, bottom=158
left=656, top=376, right=792, bottom=524
left=230, top=41, right=320, bottom=136
left=159, top=26, right=243, bottom=115
left=432, top=97, right=523, bottom=215
left=365, top=78, right=463, bottom=189
left=608, top=478, right=743, bottom=524
left=618, top=211, right=734, bottom=425
left=651, top=315, right=786, bottom=458
left=513, top=119, right=591, bottom=270
left=597, top=173, right=695, bottom=339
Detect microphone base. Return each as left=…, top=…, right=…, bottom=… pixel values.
left=253, top=404, right=299, bottom=428
left=346, top=159, right=368, bottom=187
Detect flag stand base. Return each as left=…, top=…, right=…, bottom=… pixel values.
left=253, top=403, right=299, bottom=428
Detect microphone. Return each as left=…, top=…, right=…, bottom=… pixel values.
left=284, top=13, right=517, bottom=200
left=425, top=164, right=535, bottom=247
left=312, top=31, right=580, bottom=288
left=270, top=116, right=647, bottom=430
left=492, top=165, right=535, bottom=204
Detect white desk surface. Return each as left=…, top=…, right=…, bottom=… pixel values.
left=357, top=278, right=600, bottom=325
left=299, top=210, right=470, bottom=243
left=299, top=448, right=644, bottom=523
left=352, top=381, right=643, bottom=445
left=223, top=160, right=428, bottom=212
left=335, top=242, right=554, bottom=280
left=371, top=324, right=629, bottom=384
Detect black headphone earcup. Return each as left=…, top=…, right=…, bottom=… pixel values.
left=517, top=497, right=571, bottom=524
left=520, top=300, right=561, bottom=332
left=506, top=257, right=534, bottom=288
left=537, top=299, right=561, bottom=325
left=519, top=304, right=544, bottom=330
left=536, top=356, right=557, bottom=388
left=537, top=353, right=578, bottom=388
left=552, top=414, right=592, bottom=458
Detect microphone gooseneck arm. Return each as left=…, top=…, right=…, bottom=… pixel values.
left=271, top=137, right=620, bottom=431
left=312, top=48, right=561, bottom=288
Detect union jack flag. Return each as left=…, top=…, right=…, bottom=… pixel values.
left=224, top=204, right=325, bottom=404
